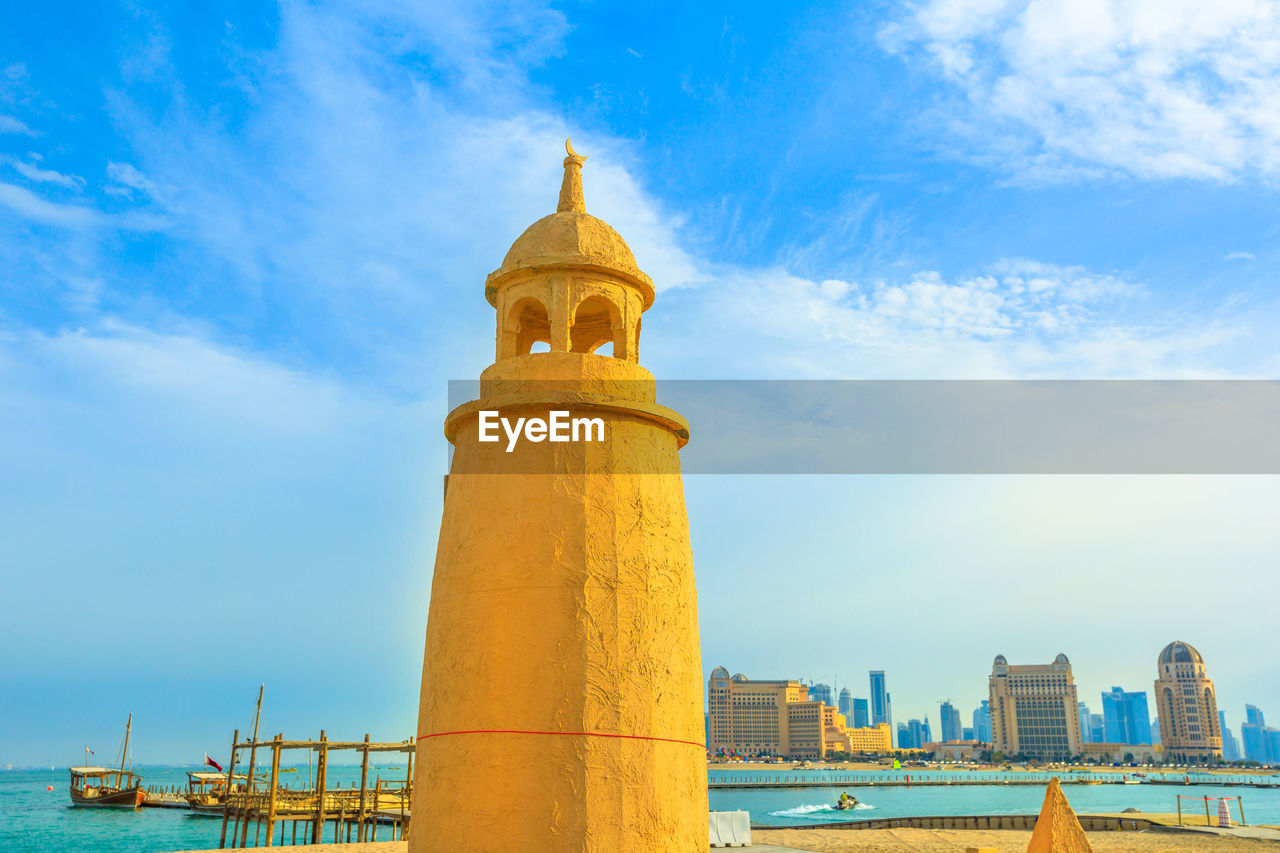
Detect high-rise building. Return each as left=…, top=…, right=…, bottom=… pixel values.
left=852, top=698, right=870, bottom=729
left=1090, top=714, right=1104, bottom=744
left=921, top=716, right=933, bottom=745
left=1078, top=702, right=1093, bottom=743
left=1154, top=641, right=1222, bottom=763
left=708, top=668, right=894, bottom=759
left=1150, top=717, right=1160, bottom=745
left=940, top=700, right=963, bottom=742
left=904, top=718, right=925, bottom=749
left=708, top=667, right=807, bottom=757
left=1101, top=687, right=1153, bottom=745
left=870, top=671, right=891, bottom=728
left=962, top=727, right=975, bottom=740
left=1220, top=710, right=1240, bottom=762
left=973, top=700, right=992, bottom=743
left=989, top=653, right=1083, bottom=760
left=1241, top=704, right=1273, bottom=763
left=810, top=682, right=834, bottom=707
left=838, top=688, right=852, bottom=719
left=897, top=723, right=911, bottom=749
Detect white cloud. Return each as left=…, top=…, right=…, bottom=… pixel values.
left=0, top=181, right=166, bottom=231
left=654, top=258, right=1259, bottom=379
left=1226, top=251, right=1256, bottom=261
left=105, top=161, right=162, bottom=200
left=883, top=0, right=1280, bottom=181
left=0, top=114, right=35, bottom=135
left=0, top=182, right=100, bottom=227
left=7, top=157, right=84, bottom=188
left=3, top=321, right=377, bottom=436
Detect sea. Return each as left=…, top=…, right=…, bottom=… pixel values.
left=4, top=765, right=1280, bottom=852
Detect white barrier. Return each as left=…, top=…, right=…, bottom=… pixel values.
left=709, top=810, right=751, bottom=847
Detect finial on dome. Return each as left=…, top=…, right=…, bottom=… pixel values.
left=558, top=137, right=588, bottom=214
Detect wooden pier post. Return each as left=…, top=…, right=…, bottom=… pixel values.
left=404, top=743, right=413, bottom=834
left=239, top=736, right=260, bottom=848
left=263, top=734, right=282, bottom=847
left=357, top=734, right=370, bottom=841
left=311, top=731, right=328, bottom=844
left=218, top=728, right=239, bottom=849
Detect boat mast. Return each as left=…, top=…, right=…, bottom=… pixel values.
left=120, top=713, right=132, bottom=779
left=250, top=685, right=263, bottom=744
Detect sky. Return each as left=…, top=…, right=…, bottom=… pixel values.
left=1, top=0, right=1278, bottom=765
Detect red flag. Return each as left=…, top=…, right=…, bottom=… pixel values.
left=205, top=753, right=223, bottom=772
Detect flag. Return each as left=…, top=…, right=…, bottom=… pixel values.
left=205, top=753, right=223, bottom=772
left=87, top=748, right=94, bottom=755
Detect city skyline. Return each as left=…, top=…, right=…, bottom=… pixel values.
left=718, top=640, right=1267, bottom=759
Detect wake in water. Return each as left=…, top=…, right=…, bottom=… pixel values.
left=767, top=801, right=875, bottom=819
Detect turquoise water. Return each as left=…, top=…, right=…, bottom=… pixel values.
left=708, top=767, right=1280, bottom=827
left=0, top=765, right=409, bottom=853
left=5, top=766, right=1279, bottom=850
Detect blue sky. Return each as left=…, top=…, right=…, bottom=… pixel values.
left=2, top=0, right=1278, bottom=765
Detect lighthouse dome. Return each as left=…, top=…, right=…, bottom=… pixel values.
left=499, top=210, right=642, bottom=282
left=485, top=139, right=654, bottom=308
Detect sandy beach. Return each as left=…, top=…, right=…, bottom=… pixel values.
left=754, top=827, right=1280, bottom=851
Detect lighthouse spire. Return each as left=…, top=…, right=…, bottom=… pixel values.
left=557, top=137, right=588, bottom=213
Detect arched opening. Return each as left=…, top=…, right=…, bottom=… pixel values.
left=570, top=295, right=621, bottom=356
left=506, top=296, right=551, bottom=357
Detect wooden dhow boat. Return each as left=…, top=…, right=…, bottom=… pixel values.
left=69, top=714, right=145, bottom=809
left=184, top=770, right=247, bottom=816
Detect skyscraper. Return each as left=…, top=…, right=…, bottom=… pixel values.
left=904, top=718, right=925, bottom=749
left=852, top=698, right=869, bottom=729
left=897, top=723, right=911, bottom=749
left=838, top=688, right=852, bottom=719
left=1154, top=641, right=1222, bottom=763
left=973, top=700, right=992, bottom=743
left=940, top=700, right=963, bottom=742
left=1220, top=710, right=1240, bottom=761
left=921, top=716, right=933, bottom=745
left=989, top=653, right=1083, bottom=760
left=869, top=671, right=891, bottom=727
left=810, top=682, right=833, bottom=707
left=1078, top=702, right=1093, bottom=744
left=1090, top=715, right=1104, bottom=744
left=1241, top=704, right=1272, bottom=763
left=1101, top=687, right=1153, bottom=745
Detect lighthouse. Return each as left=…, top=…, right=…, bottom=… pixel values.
left=409, top=141, right=707, bottom=852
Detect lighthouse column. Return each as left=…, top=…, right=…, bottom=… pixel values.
left=410, top=142, right=707, bottom=853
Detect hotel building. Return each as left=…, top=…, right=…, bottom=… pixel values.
left=1154, top=641, right=1222, bottom=763
left=989, top=653, right=1083, bottom=760
left=708, top=667, right=893, bottom=758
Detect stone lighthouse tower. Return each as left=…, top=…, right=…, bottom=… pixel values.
left=409, top=141, right=707, bottom=852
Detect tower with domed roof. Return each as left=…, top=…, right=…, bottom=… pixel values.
left=1154, top=641, right=1222, bottom=763
left=409, top=141, right=706, bottom=852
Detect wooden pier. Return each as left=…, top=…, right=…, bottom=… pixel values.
left=217, top=730, right=415, bottom=848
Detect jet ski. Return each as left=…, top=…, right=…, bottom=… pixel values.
left=834, top=793, right=859, bottom=810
